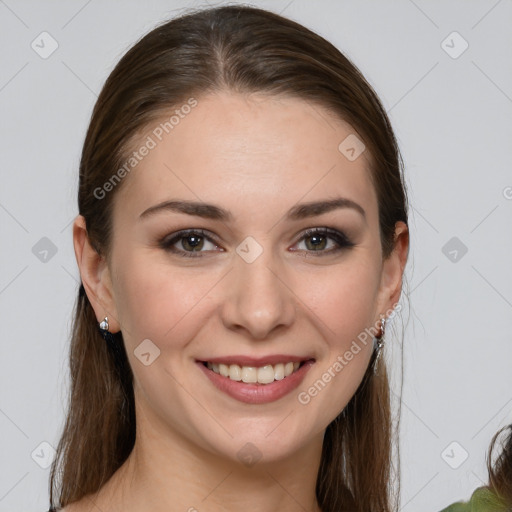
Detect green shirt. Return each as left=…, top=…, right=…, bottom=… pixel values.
left=440, top=487, right=510, bottom=512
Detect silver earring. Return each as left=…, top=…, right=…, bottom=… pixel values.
left=98, top=316, right=125, bottom=367
left=373, top=316, right=386, bottom=375
left=98, top=315, right=117, bottom=344
left=99, top=316, right=109, bottom=331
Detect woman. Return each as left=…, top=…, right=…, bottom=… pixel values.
left=49, top=6, right=410, bottom=511
left=440, top=425, right=512, bottom=511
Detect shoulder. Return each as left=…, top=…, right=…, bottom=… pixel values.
left=439, top=487, right=509, bottom=512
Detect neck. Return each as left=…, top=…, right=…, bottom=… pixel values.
left=94, top=401, right=324, bottom=512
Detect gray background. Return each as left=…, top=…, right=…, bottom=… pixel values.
left=1, top=1, right=511, bottom=511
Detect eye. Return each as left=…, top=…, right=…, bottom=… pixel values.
left=159, top=229, right=223, bottom=257
left=292, top=227, right=354, bottom=255
left=159, top=227, right=353, bottom=258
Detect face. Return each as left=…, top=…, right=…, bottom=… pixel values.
left=82, top=91, right=405, bottom=466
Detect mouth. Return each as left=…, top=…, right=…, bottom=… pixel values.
left=201, top=360, right=307, bottom=385
left=196, top=356, right=315, bottom=404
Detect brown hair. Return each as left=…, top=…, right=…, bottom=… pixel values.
left=488, top=425, right=512, bottom=506
left=49, top=5, right=409, bottom=511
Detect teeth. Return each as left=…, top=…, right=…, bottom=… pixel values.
left=257, top=365, right=274, bottom=384
left=206, top=361, right=303, bottom=384
left=241, top=366, right=258, bottom=383
left=229, top=364, right=242, bottom=381
left=219, top=363, right=230, bottom=377
left=274, top=363, right=285, bottom=380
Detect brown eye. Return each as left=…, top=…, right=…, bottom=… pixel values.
left=304, top=233, right=328, bottom=251
left=180, top=234, right=205, bottom=251
left=160, top=229, right=222, bottom=258
left=293, top=228, right=354, bottom=255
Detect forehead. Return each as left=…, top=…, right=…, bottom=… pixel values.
left=114, top=92, right=377, bottom=224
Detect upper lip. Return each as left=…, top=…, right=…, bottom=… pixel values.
left=197, top=354, right=315, bottom=367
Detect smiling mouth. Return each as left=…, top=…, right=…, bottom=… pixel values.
left=201, top=360, right=310, bottom=385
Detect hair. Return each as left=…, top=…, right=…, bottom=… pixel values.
left=49, top=5, right=409, bottom=512
left=487, top=425, right=512, bottom=506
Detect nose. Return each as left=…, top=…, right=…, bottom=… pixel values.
left=219, top=250, right=296, bottom=340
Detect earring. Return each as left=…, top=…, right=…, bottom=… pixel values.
left=373, top=316, right=386, bottom=375
left=98, top=316, right=125, bottom=367
left=99, top=316, right=110, bottom=331
left=98, top=315, right=117, bottom=345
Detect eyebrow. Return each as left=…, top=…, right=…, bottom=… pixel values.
left=138, top=197, right=366, bottom=222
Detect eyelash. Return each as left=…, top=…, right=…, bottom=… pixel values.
left=159, top=228, right=354, bottom=258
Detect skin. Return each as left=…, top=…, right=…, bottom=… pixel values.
left=71, top=91, right=409, bottom=512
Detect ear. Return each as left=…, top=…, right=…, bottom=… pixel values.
left=72, top=215, right=120, bottom=332
left=375, top=221, right=409, bottom=321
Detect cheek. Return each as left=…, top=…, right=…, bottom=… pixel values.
left=293, top=260, right=379, bottom=424
left=113, top=255, right=224, bottom=351
left=298, top=254, right=381, bottom=342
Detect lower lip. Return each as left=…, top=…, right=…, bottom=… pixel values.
left=197, top=360, right=314, bottom=404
